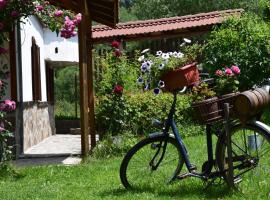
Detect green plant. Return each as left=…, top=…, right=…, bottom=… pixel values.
left=202, top=13, right=270, bottom=90
left=137, top=42, right=202, bottom=94
left=191, top=83, right=216, bottom=102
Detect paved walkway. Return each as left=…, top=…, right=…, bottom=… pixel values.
left=24, top=134, right=87, bottom=157
left=13, top=134, right=92, bottom=167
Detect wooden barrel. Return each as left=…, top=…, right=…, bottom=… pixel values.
left=234, top=88, right=270, bottom=121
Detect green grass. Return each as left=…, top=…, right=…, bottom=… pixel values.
left=0, top=135, right=270, bottom=200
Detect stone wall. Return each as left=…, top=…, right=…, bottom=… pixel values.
left=23, top=102, right=55, bottom=152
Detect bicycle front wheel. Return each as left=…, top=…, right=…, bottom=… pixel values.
left=216, top=124, right=270, bottom=187
left=120, top=135, right=183, bottom=189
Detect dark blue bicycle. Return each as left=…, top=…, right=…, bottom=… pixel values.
left=120, top=89, right=270, bottom=189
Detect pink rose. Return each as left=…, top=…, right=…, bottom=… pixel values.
left=231, top=65, right=240, bottom=75
left=11, top=11, right=20, bottom=18
left=225, top=68, right=233, bottom=76
left=0, top=0, right=7, bottom=9
left=215, top=69, right=223, bottom=76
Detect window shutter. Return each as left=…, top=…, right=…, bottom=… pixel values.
left=31, top=37, right=42, bottom=101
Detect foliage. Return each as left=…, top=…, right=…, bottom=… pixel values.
left=131, top=0, right=261, bottom=20
left=97, top=44, right=139, bottom=95
left=202, top=13, right=270, bottom=90
left=96, top=92, right=204, bottom=137
left=136, top=42, right=202, bottom=93
left=260, top=0, right=270, bottom=21
left=214, top=66, right=240, bottom=96
left=92, top=133, right=138, bottom=158
left=191, top=83, right=216, bottom=102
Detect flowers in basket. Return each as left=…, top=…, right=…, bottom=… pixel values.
left=214, top=65, right=240, bottom=96
left=136, top=40, right=202, bottom=94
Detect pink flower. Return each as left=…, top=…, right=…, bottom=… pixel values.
left=113, top=85, right=123, bottom=94
left=11, top=11, right=20, bottom=18
left=215, top=69, right=223, bottom=76
left=36, top=5, right=44, bottom=12
left=225, top=68, right=233, bottom=76
left=75, top=13, right=82, bottom=24
left=0, top=122, right=5, bottom=132
left=4, top=100, right=16, bottom=111
left=0, top=0, right=7, bottom=9
left=54, top=10, right=63, bottom=17
left=0, top=47, right=8, bottom=54
left=111, top=40, right=120, bottom=48
left=0, top=22, right=4, bottom=30
left=231, top=65, right=240, bottom=75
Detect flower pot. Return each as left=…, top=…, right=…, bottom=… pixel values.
left=161, top=62, right=200, bottom=92
left=218, top=92, right=240, bottom=118
left=192, top=97, right=221, bottom=124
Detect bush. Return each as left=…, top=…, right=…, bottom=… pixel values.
left=95, top=92, right=205, bottom=138
left=202, top=13, right=270, bottom=90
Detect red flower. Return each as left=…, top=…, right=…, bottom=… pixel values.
left=114, top=49, right=122, bottom=57
left=111, top=40, right=120, bottom=48
left=113, top=85, right=123, bottom=94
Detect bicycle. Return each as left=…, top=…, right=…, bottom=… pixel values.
left=119, top=88, right=270, bottom=190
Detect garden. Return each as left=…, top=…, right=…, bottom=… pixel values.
left=1, top=0, right=270, bottom=199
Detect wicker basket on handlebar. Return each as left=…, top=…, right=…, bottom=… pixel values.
left=161, top=62, right=200, bottom=92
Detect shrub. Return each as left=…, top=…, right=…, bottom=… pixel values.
left=95, top=92, right=205, bottom=138
left=203, top=13, right=270, bottom=90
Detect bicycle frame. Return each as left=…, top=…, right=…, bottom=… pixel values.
left=159, top=92, right=217, bottom=178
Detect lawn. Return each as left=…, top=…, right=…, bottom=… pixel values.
left=0, top=135, right=269, bottom=200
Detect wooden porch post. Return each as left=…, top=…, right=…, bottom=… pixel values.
left=78, top=0, right=91, bottom=156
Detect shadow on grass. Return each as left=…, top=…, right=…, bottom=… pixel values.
left=98, top=180, right=236, bottom=199
left=0, top=163, right=25, bottom=181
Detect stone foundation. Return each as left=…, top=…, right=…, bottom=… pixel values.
left=23, top=102, right=55, bottom=152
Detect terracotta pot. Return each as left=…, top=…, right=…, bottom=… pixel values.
left=234, top=88, right=270, bottom=122
left=161, top=62, right=200, bottom=92
left=218, top=92, right=240, bottom=118
left=192, top=97, right=221, bottom=124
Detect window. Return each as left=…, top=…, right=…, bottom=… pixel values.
left=31, top=37, right=41, bottom=101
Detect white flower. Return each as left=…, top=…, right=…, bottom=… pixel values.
left=141, top=48, right=150, bottom=54
left=168, top=52, right=173, bottom=56
left=183, top=38, right=191, bottom=43
left=161, top=53, right=170, bottom=60
left=158, top=80, right=165, bottom=88
left=158, top=63, right=165, bottom=70
left=138, top=55, right=145, bottom=62
left=146, top=60, right=152, bottom=71
left=177, top=52, right=184, bottom=58
left=180, top=42, right=185, bottom=47
left=156, top=50, right=162, bottom=56
left=141, top=62, right=148, bottom=72
left=172, top=51, right=178, bottom=57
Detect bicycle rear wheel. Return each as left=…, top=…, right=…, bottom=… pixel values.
left=216, top=124, right=270, bottom=187
left=120, top=135, right=183, bottom=189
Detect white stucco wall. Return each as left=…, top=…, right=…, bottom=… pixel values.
left=20, top=16, right=47, bottom=102
left=44, top=29, right=78, bottom=63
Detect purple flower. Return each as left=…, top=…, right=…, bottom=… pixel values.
left=54, top=10, right=63, bottom=17
left=0, top=100, right=16, bottom=111
left=36, top=5, right=44, bottom=12
left=153, top=88, right=161, bottom=95
left=0, top=0, right=7, bottom=9
left=137, top=77, right=143, bottom=84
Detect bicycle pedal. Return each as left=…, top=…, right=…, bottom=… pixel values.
left=234, top=176, right=242, bottom=184
left=190, top=164, right=197, bottom=171
left=177, top=172, right=191, bottom=180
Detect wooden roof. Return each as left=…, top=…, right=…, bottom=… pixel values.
left=92, top=9, right=243, bottom=43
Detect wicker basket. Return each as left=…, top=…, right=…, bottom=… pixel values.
left=161, top=62, right=200, bottom=92
left=192, top=97, right=221, bottom=124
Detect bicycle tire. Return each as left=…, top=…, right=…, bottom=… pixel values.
left=120, top=135, right=184, bottom=189
left=216, top=123, right=270, bottom=186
